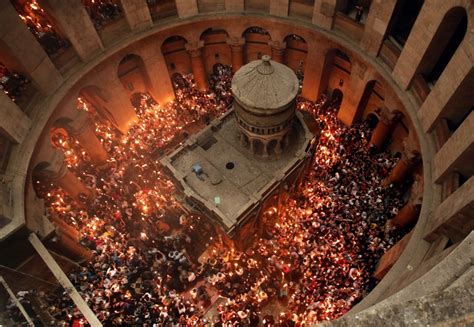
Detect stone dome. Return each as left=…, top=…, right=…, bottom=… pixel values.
left=231, top=55, right=299, bottom=115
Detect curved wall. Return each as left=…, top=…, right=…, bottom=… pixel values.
left=0, top=0, right=472, bottom=322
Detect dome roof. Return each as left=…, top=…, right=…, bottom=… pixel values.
left=231, top=55, right=299, bottom=115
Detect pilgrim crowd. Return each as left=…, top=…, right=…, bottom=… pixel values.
left=82, top=0, right=122, bottom=29
left=0, top=63, right=30, bottom=103
left=12, top=0, right=69, bottom=56
left=6, top=64, right=408, bottom=326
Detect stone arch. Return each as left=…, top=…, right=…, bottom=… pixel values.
left=0, top=42, right=36, bottom=107
left=117, top=54, right=153, bottom=97
left=10, top=0, right=72, bottom=57
left=242, top=26, right=272, bottom=63
left=394, top=1, right=474, bottom=90
left=386, top=0, right=424, bottom=47
left=78, top=85, right=119, bottom=129
left=365, top=112, right=380, bottom=129
left=49, top=118, right=73, bottom=148
left=32, top=161, right=53, bottom=197
left=416, top=6, right=468, bottom=86
left=332, top=88, right=344, bottom=106
left=161, top=35, right=191, bottom=77
left=252, top=138, right=264, bottom=156
left=283, top=34, right=307, bottom=78
left=389, top=110, right=410, bottom=150
left=242, top=133, right=250, bottom=147
left=361, top=80, right=385, bottom=118
left=32, top=158, right=90, bottom=203
left=267, top=139, right=278, bottom=155
left=200, top=28, right=231, bottom=75
left=320, top=48, right=352, bottom=96
left=354, top=79, right=377, bottom=122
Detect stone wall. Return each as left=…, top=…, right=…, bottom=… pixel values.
left=0, top=0, right=472, bottom=325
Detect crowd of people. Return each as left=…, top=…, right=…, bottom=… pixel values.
left=0, top=63, right=30, bottom=103
left=12, top=0, right=69, bottom=56
left=82, top=0, right=123, bottom=29
left=7, top=64, right=410, bottom=326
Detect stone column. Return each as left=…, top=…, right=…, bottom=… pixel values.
left=175, top=0, right=198, bottom=18
left=0, top=92, right=32, bottom=143
left=301, top=46, right=331, bottom=101
left=88, top=64, right=138, bottom=134
left=433, top=111, right=474, bottom=184
left=392, top=2, right=460, bottom=91
left=0, top=1, right=62, bottom=95
left=425, top=176, right=474, bottom=242
left=312, top=0, right=337, bottom=30
left=386, top=151, right=421, bottom=185
left=186, top=41, right=208, bottom=91
left=263, top=141, right=269, bottom=158
left=53, top=228, right=93, bottom=262
left=65, top=111, right=108, bottom=165
left=369, top=113, right=400, bottom=150
left=337, top=62, right=373, bottom=126
left=136, top=42, right=175, bottom=104
left=50, top=214, right=79, bottom=241
left=275, top=139, right=282, bottom=155
left=225, top=0, right=244, bottom=11
left=44, top=0, right=103, bottom=61
left=269, top=0, right=289, bottom=17
left=120, top=0, right=152, bottom=31
left=37, top=159, right=91, bottom=203
left=391, top=198, right=422, bottom=229
left=283, top=133, right=290, bottom=148
left=269, top=41, right=286, bottom=64
left=240, top=133, right=246, bottom=146
left=54, top=168, right=91, bottom=203
left=227, top=37, right=245, bottom=73
left=417, top=46, right=474, bottom=133
left=359, top=0, right=397, bottom=56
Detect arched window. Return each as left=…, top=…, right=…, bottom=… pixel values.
left=417, top=7, right=467, bottom=86
left=161, top=36, right=191, bottom=77
left=283, top=34, right=308, bottom=82
left=200, top=28, right=230, bottom=74
left=356, top=80, right=385, bottom=122
left=242, top=27, right=272, bottom=63
left=10, top=0, right=71, bottom=58
left=364, top=113, right=379, bottom=129
left=0, top=55, right=34, bottom=108
left=386, top=0, right=424, bottom=47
